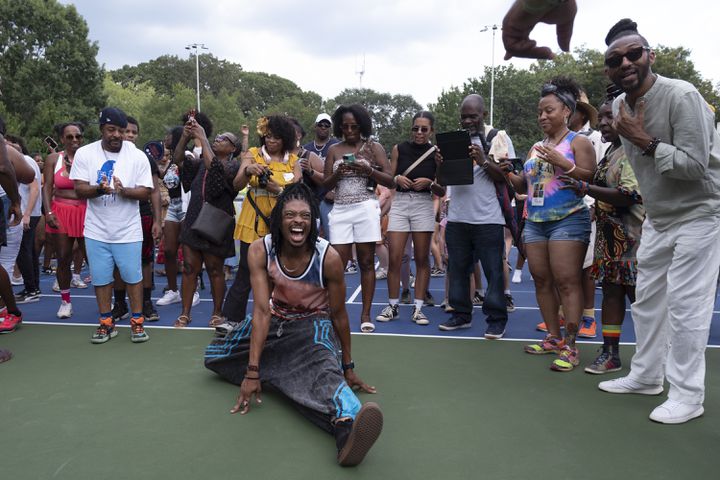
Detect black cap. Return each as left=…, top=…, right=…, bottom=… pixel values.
left=99, top=107, right=128, bottom=128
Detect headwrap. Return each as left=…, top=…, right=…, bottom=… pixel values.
left=541, top=84, right=576, bottom=113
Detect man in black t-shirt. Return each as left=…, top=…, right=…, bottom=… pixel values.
left=111, top=117, right=162, bottom=322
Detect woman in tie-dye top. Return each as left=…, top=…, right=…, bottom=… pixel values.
left=505, top=76, right=597, bottom=372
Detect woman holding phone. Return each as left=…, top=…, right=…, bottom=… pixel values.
left=376, top=111, right=445, bottom=327
left=323, top=104, right=394, bottom=333
left=42, top=122, right=88, bottom=319
left=503, top=76, right=596, bottom=372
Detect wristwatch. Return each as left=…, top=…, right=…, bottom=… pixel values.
left=341, top=361, right=355, bottom=371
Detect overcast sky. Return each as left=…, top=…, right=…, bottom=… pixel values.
left=59, top=0, right=719, bottom=108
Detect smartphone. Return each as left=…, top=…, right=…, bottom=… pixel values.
left=509, top=157, right=525, bottom=174
left=44, top=136, right=58, bottom=151
left=187, top=108, right=196, bottom=123
left=342, top=153, right=356, bottom=164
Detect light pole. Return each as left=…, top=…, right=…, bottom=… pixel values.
left=479, top=25, right=498, bottom=127
left=185, top=43, right=208, bottom=111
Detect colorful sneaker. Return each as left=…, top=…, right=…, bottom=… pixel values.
left=143, top=300, right=160, bottom=322
left=472, top=291, right=484, bottom=306
left=156, top=288, right=181, bottom=306
left=578, top=316, right=597, bottom=338
left=438, top=314, right=472, bottom=331
left=584, top=349, right=622, bottom=374
left=411, top=307, right=429, bottom=325
left=551, top=345, right=580, bottom=372
left=505, top=293, right=516, bottom=313
left=56, top=301, right=73, bottom=319
left=111, top=300, right=130, bottom=322
left=0, top=312, right=22, bottom=334
left=424, top=291, right=435, bottom=307
left=400, top=289, right=411, bottom=304
left=374, top=268, right=387, bottom=280
left=375, top=304, right=398, bottom=322
left=524, top=334, right=565, bottom=355
left=131, top=317, right=150, bottom=343
left=536, top=316, right=565, bottom=332
left=91, top=318, right=117, bottom=344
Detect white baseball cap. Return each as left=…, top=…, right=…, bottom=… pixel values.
left=315, top=113, right=332, bottom=125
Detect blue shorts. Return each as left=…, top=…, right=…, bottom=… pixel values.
left=86, top=238, right=143, bottom=286
left=523, top=208, right=591, bottom=244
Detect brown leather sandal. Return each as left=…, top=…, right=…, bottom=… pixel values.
left=174, top=314, right=191, bottom=328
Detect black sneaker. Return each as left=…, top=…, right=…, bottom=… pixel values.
left=425, top=291, right=435, bottom=307
left=505, top=293, right=516, bottom=313
left=472, top=291, right=484, bottom=306
left=484, top=322, right=506, bottom=339
left=438, top=315, right=472, bottom=331
left=111, top=300, right=130, bottom=322
left=15, top=289, right=40, bottom=304
left=375, top=304, right=398, bottom=322
left=143, top=300, right=160, bottom=322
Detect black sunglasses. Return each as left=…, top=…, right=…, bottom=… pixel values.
left=317, top=122, right=331, bottom=128
left=411, top=126, right=431, bottom=133
left=604, top=46, right=650, bottom=68
left=65, top=134, right=83, bottom=140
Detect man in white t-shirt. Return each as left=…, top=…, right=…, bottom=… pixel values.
left=70, top=107, right=154, bottom=344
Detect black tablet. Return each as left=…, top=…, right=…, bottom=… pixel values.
left=436, top=130, right=473, bottom=185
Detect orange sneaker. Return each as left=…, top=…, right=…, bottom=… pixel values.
left=578, top=316, right=597, bottom=338
left=536, top=316, right=565, bottom=332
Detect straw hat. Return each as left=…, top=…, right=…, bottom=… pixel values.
left=576, top=91, right=598, bottom=128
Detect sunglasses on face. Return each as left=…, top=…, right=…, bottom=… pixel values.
left=604, top=46, right=650, bottom=68
left=317, top=122, right=331, bottom=129
left=215, top=135, right=231, bottom=143
left=411, top=126, right=431, bottom=133
left=341, top=124, right=360, bottom=132
left=65, top=134, right=83, bottom=140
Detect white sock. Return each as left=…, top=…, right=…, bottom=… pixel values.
left=504, top=289, right=511, bottom=295
left=512, top=270, right=522, bottom=281
left=414, top=299, right=424, bottom=311
left=389, top=298, right=399, bottom=306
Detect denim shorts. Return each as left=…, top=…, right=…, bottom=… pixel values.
left=165, top=197, right=185, bottom=223
left=523, top=208, right=591, bottom=244
left=86, top=238, right=143, bottom=286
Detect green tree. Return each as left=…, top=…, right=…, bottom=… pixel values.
left=0, top=0, right=105, bottom=151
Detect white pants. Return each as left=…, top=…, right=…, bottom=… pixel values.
left=0, top=222, right=23, bottom=274
left=629, top=216, right=720, bottom=404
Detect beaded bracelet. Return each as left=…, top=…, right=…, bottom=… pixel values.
left=577, top=180, right=589, bottom=197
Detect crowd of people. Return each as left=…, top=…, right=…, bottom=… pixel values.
left=1, top=1, right=719, bottom=466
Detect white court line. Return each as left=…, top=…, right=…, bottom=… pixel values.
left=345, top=261, right=379, bottom=304
left=20, top=321, right=720, bottom=348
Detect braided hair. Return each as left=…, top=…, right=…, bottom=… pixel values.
left=269, top=181, right=320, bottom=259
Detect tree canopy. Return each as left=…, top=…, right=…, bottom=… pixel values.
left=0, top=0, right=105, bottom=152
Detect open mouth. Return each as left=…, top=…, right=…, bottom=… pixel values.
left=289, top=226, right=305, bottom=242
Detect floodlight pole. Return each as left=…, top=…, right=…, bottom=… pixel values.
left=186, top=43, right=208, bottom=111
left=480, top=25, right=499, bottom=126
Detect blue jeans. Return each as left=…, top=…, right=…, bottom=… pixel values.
left=446, top=222, right=507, bottom=324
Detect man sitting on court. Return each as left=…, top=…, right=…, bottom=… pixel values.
left=204, top=182, right=383, bottom=467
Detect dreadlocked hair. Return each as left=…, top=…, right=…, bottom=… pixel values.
left=269, top=181, right=320, bottom=259
left=605, top=18, right=649, bottom=47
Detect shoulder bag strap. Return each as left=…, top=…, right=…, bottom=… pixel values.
left=401, top=146, right=437, bottom=177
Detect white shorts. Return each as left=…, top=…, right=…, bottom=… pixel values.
left=388, top=191, right=435, bottom=232
left=328, top=199, right=382, bottom=244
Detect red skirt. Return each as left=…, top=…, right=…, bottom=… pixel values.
left=46, top=198, right=87, bottom=237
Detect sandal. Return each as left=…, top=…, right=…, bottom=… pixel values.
left=209, top=314, right=225, bottom=327
left=174, top=314, right=191, bottom=328
left=360, top=321, right=375, bottom=333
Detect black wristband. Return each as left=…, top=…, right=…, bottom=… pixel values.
left=642, top=137, right=661, bottom=157
left=244, top=375, right=260, bottom=381
left=342, top=361, right=355, bottom=371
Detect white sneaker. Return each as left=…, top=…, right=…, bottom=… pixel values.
left=192, top=291, right=200, bottom=306
left=598, top=376, right=664, bottom=395
left=511, top=270, right=522, bottom=284
left=52, top=279, right=60, bottom=292
left=375, top=268, right=387, bottom=280
left=11, top=274, right=23, bottom=286
left=649, top=400, right=704, bottom=424
left=57, top=301, right=73, bottom=319
left=411, top=307, right=429, bottom=326
left=71, top=275, right=88, bottom=289
left=156, top=289, right=181, bottom=306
